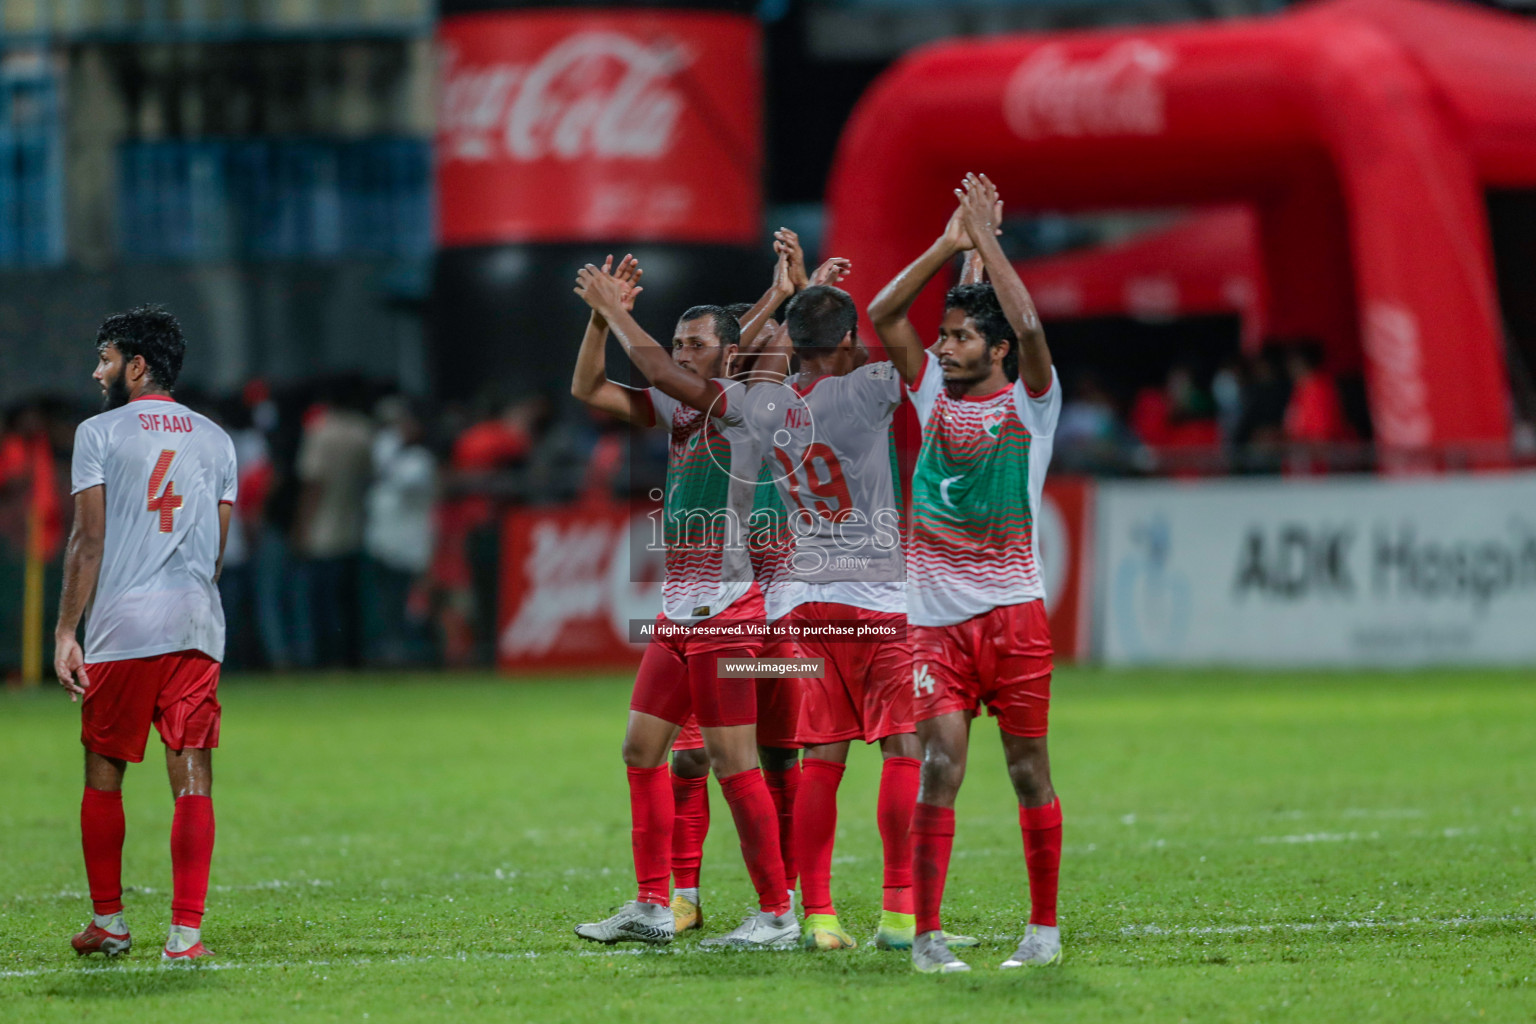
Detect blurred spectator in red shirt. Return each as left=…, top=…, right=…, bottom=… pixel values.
left=1131, top=365, right=1219, bottom=451
left=1284, top=343, right=1351, bottom=444
left=434, top=393, right=550, bottom=666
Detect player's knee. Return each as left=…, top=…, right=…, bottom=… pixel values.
left=920, top=745, right=965, bottom=796
left=1006, top=755, right=1052, bottom=804
left=707, top=749, right=756, bottom=779
left=757, top=746, right=797, bottom=772
left=621, top=736, right=663, bottom=769
left=671, top=746, right=709, bottom=778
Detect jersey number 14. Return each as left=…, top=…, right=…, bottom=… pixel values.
left=147, top=449, right=183, bottom=533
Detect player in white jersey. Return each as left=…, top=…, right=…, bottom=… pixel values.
left=741, top=282, right=942, bottom=954
left=667, top=278, right=819, bottom=937
left=870, top=175, right=1065, bottom=974
left=54, top=306, right=237, bottom=963
left=568, top=254, right=799, bottom=949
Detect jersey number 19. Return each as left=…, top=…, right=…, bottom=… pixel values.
left=771, top=443, right=853, bottom=521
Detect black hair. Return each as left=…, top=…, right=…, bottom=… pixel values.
left=96, top=305, right=186, bottom=391
left=677, top=305, right=741, bottom=349
left=944, top=283, right=1017, bottom=381
left=724, top=302, right=753, bottom=320
left=784, top=285, right=857, bottom=356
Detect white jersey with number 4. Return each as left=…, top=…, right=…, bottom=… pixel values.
left=742, top=361, right=906, bottom=614
left=70, top=396, right=237, bottom=663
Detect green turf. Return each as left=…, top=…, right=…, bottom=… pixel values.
left=1, top=668, right=1532, bottom=1023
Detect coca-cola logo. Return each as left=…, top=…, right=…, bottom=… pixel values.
left=440, top=31, right=691, bottom=164
left=1004, top=40, right=1175, bottom=141
left=1363, top=301, right=1432, bottom=447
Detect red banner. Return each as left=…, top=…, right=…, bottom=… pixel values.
left=498, top=502, right=663, bottom=671
left=437, top=10, right=762, bottom=247
left=498, top=483, right=1096, bottom=672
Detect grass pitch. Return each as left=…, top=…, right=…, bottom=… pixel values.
left=1, top=667, right=1532, bottom=1023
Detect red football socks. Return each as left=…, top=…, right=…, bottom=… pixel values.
left=1020, top=797, right=1063, bottom=927
left=878, top=756, right=920, bottom=914
left=762, top=763, right=801, bottom=891
left=627, top=766, right=674, bottom=906
left=81, top=787, right=125, bottom=917
left=670, top=771, right=709, bottom=891
left=719, top=768, right=791, bottom=915
left=169, top=795, right=215, bottom=928
left=912, top=802, right=955, bottom=936
left=794, top=758, right=845, bottom=916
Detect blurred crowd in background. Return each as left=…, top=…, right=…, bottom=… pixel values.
left=0, top=334, right=1368, bottom=676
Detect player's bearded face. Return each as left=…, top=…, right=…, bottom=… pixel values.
left=97, top=347, right=132, bottom=411
left=936, top=312, right=994, bottom=386
left=671, top=318, right=728, bottom=379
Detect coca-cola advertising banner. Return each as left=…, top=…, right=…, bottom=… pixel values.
left=437, top=10, right=762, bottom=247
left=497, top=502, right=663, bottom=672
left=497, top=485, right=1094, bottom=672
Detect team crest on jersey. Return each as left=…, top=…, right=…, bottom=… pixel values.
left=981, top=406, right=1009, bottom=439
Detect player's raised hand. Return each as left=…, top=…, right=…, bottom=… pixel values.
left=957, top=172, right=1002, bottom=247
left=770, top=240, right=795, bottom=297
left=573, top=261, right=627, bottom=318
left=773, top=228, right=810, bottom=292
left=943, top=175, right=1005, bottom=255
left=611, top=253, right=644, bottom=312
left=809, top=257, right=852, bottom=288
left=940, top=204, right=976, bottom=253
left=54, top=633, right=89, bottom=702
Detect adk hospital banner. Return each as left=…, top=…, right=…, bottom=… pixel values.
left=1095, top=473, right=1536, bottom=666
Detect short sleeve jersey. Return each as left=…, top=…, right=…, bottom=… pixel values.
left=646, top=380, right=762, bottom=624
left=906, top=352, right=1062, bottom=627
left=70, top=396, right=237, bottom=662
left=742, top=361, right=907, bottom=614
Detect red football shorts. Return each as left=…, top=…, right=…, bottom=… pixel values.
left=631, top=587, right=765, bottom=729
left=673, top=717, right=704, bottom=751
left=754, top=621, right=804, bottom=749
left=794, top=603, right=914, bottom=745
left=671, top=620, right=801, bottom=751
left=912, top=600, right=1053, bottom=738
left=80, top=650, right=222, bottom=762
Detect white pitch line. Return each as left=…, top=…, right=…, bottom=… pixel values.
left=0, top=947, right=674, bottom=981
left=10, top=878, right=336, bottom=904
left=6, top=913, right=1529, bottom=982
left=1122, top=913, right=1535, bottom=937
left=1256, top=831, right=1379, bottom=845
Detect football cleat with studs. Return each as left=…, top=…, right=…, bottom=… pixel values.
left=1000, top=924, right=1062, bottom=968
left=575, top=900, right=676, bottom=946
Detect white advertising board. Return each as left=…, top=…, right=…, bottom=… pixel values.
left=1095, top=473, right=1536, bottom=665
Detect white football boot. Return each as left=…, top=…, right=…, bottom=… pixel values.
left=1000, top=924, right=1062, bottom=968
left=911, top=930, right=971, bottom=973
left=575, top=901, right=675, bottom=945
left=698, top=910, right=798, bottom=950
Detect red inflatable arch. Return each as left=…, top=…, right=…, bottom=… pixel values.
left=826, top=0, right=1536, bottom=448
left=1013, top=206, right=1266, bottom=345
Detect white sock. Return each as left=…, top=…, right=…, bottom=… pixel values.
left=674, top=887, right=699, bottom=904
left=93, top=913, right=126, bottom=933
